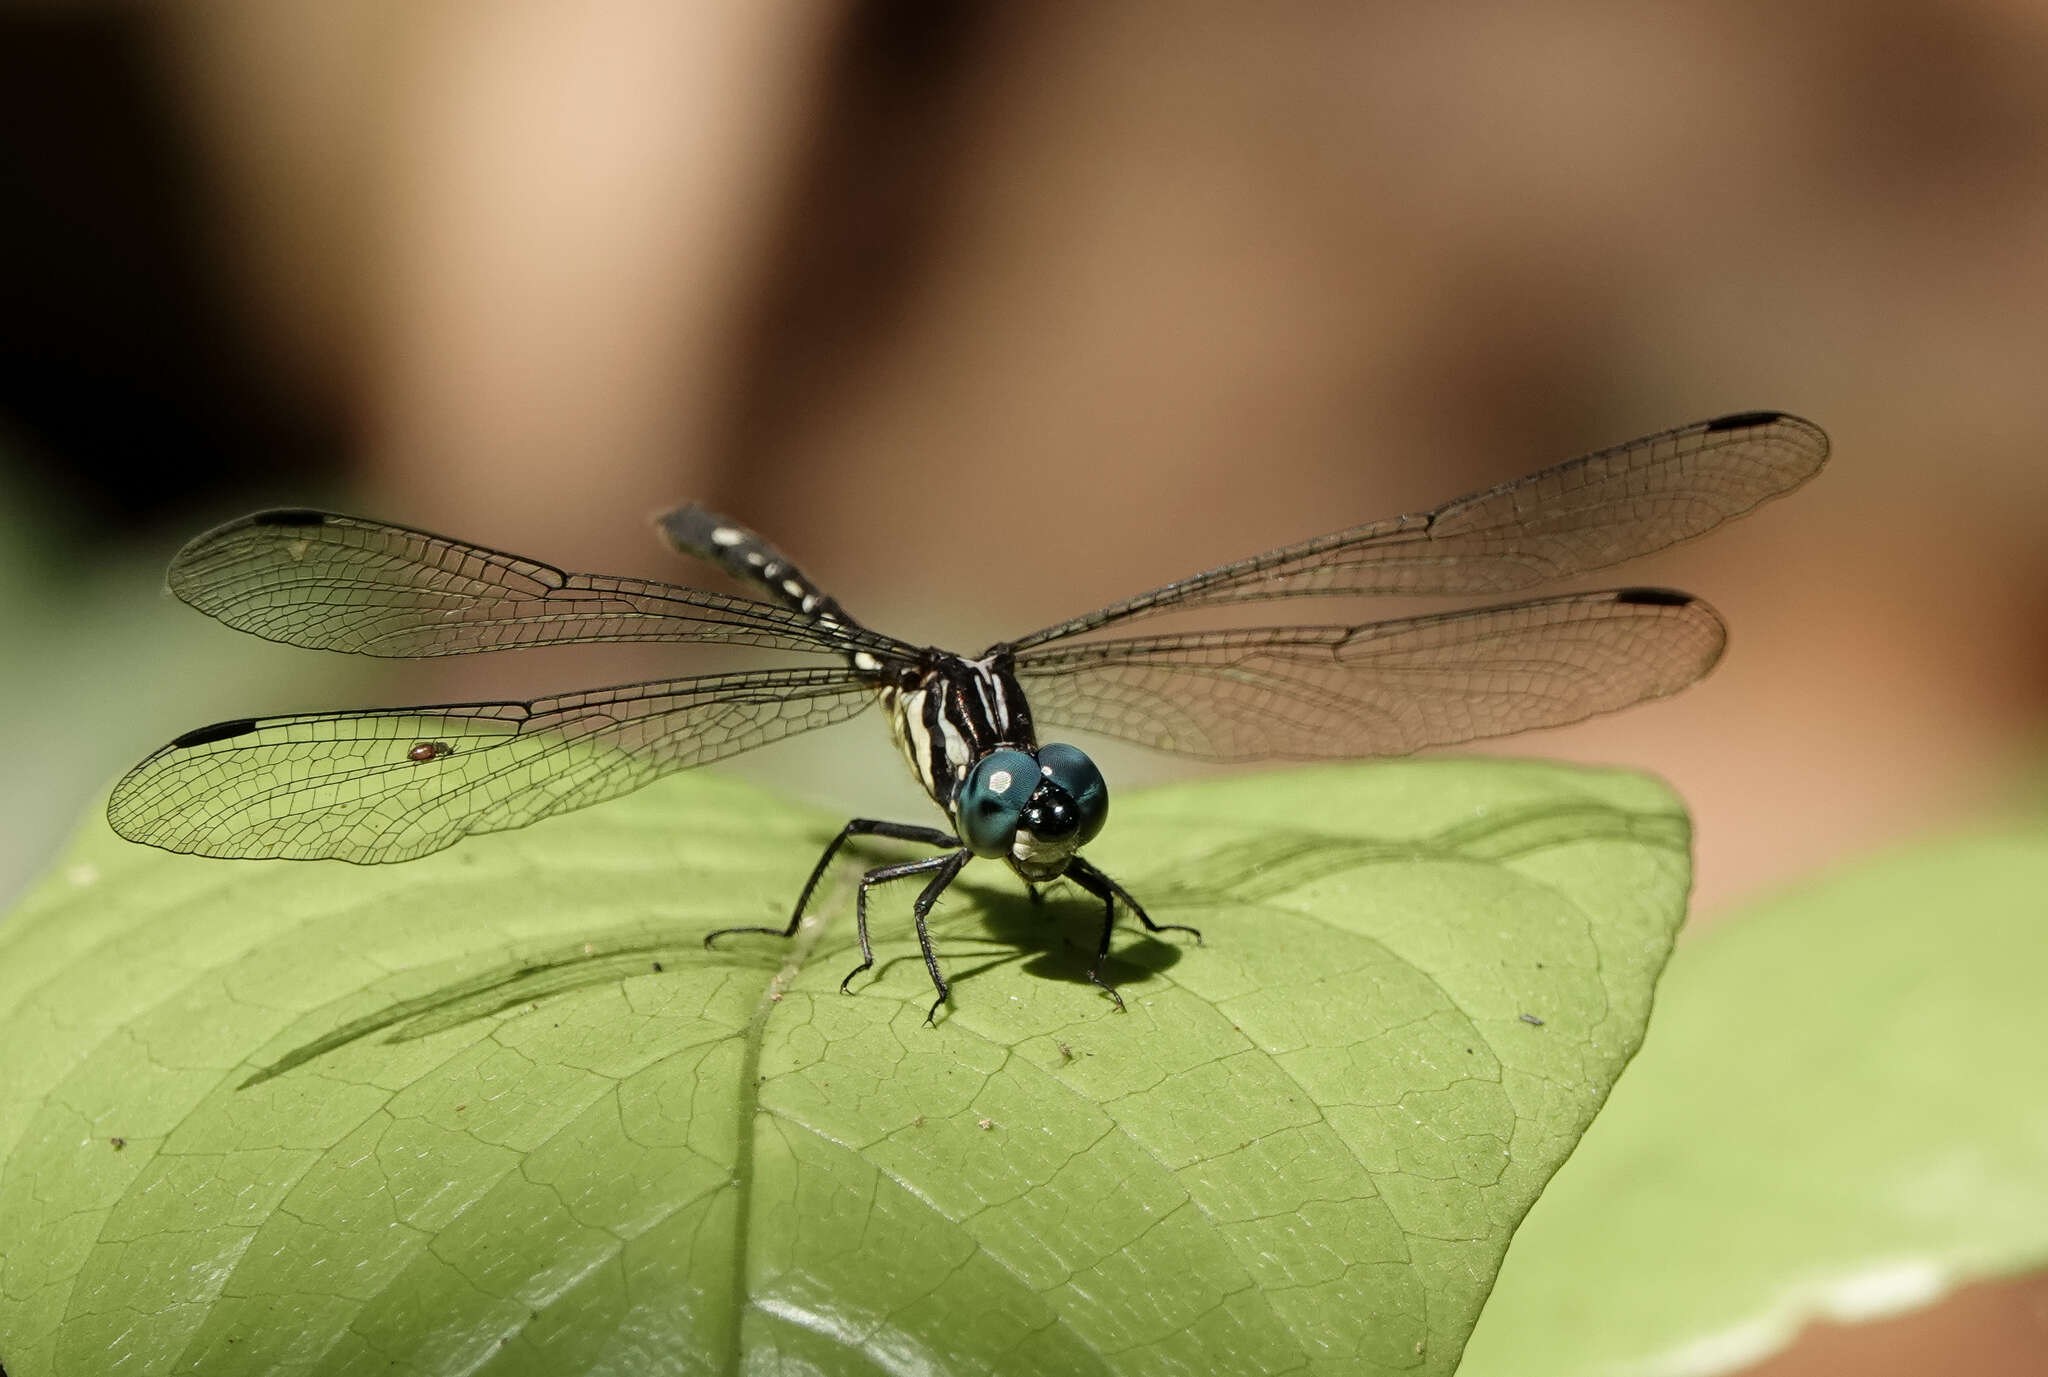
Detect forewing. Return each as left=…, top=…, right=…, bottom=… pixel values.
left=106, top=667, right=876, bottom=862
left=168, top=509, right=905, bottom=657
left=1014, top=590, right=1724, bottom=761
left=1009, top=411, right=1825, bottom=650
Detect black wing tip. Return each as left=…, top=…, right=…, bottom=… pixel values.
left=170, top=717, right=262, bottom=748
left=248, top=508, right=333, bottom=527
left=1613, top=587, right=1697, bottom=607
left=1700, top=409, right=1831, bottom=477
left=1702, top=409, right=1830, bottom=449
left=171, top=508, right=336, bottom=572
left=1703, top=409, right=1786, bottom=433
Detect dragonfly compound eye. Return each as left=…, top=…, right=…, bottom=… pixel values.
left=957, top=749, right=1039, bottom=858
left=1033, top=743, right=1107, bottom=846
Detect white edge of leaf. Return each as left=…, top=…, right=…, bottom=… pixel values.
left=1611, top=1257, right=1957, bottom=1377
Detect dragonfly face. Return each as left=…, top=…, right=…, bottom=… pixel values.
left=106, top=411, right=1830, bottom=1023
left=955, top=742, right=1109, bottom=881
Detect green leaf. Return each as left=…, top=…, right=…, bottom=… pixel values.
left=0, top=759, right=1689, bottom=1375
left=1459, top=826, right=2048, bottom=1377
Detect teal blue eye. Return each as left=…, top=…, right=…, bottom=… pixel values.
left=958, top=749, right=1038, bottom=858
left=1035, top=743, right=1107, bottom=846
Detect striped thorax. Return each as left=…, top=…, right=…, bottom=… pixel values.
left=878, top=652, right=1035, bottom=813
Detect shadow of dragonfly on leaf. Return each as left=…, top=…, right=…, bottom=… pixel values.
left=238, top=926, right=706, bottom=1088
left=239, top=797, right=1685, bottom=1087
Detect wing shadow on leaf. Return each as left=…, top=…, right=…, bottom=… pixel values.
left=238, top=924, right=703, bottom=1088
left=239, top=798, right=1685, bottom=1087
left=1128, top=800, right=1689, bottom=909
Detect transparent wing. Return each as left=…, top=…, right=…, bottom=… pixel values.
left=1014, top=589, right=1723, bottom=761
left=167, top=509, right=909, bottom=657
left=1007, top=411, right=1825, bottom=651
left=106, top=666, right=877, bottom=863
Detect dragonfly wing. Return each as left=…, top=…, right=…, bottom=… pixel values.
left=106, top=666, right=877, bottom=862
left=1008, top=412, right=1825, bottom=650
left=1013, top=590, right=1723, bottom=761
left=167, top=509, right=907, bottom=657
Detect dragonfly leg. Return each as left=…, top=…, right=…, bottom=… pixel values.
left=704, top=818, right=958, bottom=948
left=1065, top=860, right=1129, bottom=1011
left=909, top=850, right=974, bottom=1025
left=1068, top=855, right=1203, bottom=945
left=1064, top=860, right=1146, bottom=1012
left=839, top=850, right=971, bottom=1004
left=1073, top=856, right=1196, bottom=1004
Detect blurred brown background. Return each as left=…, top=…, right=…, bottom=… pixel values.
left=2, top=4, right=2044, bottom=1372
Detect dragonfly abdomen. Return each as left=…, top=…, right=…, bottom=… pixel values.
left=658, top=504, right=851, bottom=629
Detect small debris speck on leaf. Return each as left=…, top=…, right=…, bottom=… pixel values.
left=1520, top=1012, right=1545, bottom=1026
left=977, top=1117, right=995, bottom=1131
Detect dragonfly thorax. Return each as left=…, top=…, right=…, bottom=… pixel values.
left=879, top=653, right=1034, bottom=810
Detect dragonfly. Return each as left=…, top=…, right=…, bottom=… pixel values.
left=108, top=410, right=1828, bottom=1021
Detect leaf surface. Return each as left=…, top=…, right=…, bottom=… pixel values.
left=0, top=760, right=1689, bottom=1375
left=1460, top=826, right=2048, bottom=1377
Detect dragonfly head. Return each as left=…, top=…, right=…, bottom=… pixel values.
left=957, top=743, right=1108, bottom=880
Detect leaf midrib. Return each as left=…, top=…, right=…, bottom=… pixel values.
left=722, top=864, right=848, bottom=1377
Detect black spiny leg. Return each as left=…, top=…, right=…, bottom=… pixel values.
left=1068, top=857, right=1202, bottom=942
left=1066, top=857, right=1203, bottom=1011
left=909, top=849, right=974, bottom=1024
left=703, top=818, right=958, bottom=948
left=839, top=850, right=973, bottom=1022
